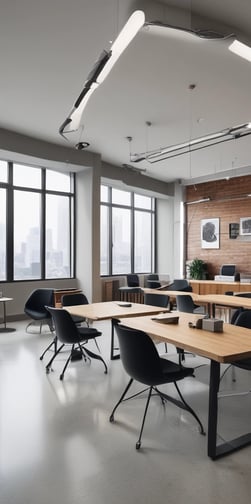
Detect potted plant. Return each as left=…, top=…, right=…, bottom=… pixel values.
left=187, top=258, right=205, bottom=280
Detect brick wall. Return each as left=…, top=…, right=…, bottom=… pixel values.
left=185, top=175, right=251, bottom=279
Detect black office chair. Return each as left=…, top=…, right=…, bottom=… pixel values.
left=61, top=292, right=87, bottom=326
left=24, top=288, right=55, bottom=333
left=144, top=292, right=170, bottom=352
left=45, top=307, right=107, bottom=380
left=146, top=274, right=161, bottom=289
left=127, top=274, right=140, bottom=287
left=176, top=294, right=205, bottom=315
left=144, top=292, right=170, bottom=309
left=220, top=309, right=251, bottom=393
left=109, top=324, right=204, bottom=449
left=166, top=279, right=192, bottom=292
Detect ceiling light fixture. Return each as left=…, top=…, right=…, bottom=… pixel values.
left=59, top=10, right=145, bottom=139
left=228, top=39, right=251, bottom=63
left=186, top=197, right=211, bottom=205
left=130, top=123, right=251, bottom=164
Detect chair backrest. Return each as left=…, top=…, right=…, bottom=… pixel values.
left=147, top=274, right=159, bottom=281
left=176, top=294, right=195, bottom=313
left=146, top=274, right=161, bottom=288
left=233, top=309, right=251, bottom=328
left=115, top=324, right=164, bottom=386
left=61, top=292, right=88, bottom=306
left=24, top=288, right=55, bottom=317
left=144, top=293, right=169, bottom=308
left=127, top=274, right=140, bottom=287
left=46, top=306, right=80, bottom=344
left=167, top=279, right=192, bottom=292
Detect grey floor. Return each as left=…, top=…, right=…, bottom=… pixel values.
left=1, top=319, right=251, bottom=504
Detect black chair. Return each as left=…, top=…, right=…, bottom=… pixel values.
left=127, top=274, right=140, bottom=287
left=146, top=274, right=161, bottom=289
left=220, top=310, right=251, bottom=392
left=24, top=288, right=55, bottom=333
left=45, top=307, right=107, bottom=380
left=144, top=292, right=170, bottom=309
left=166, top=279, right=192, bottom=292
left=109, top=324, right=205, bottom=449
left=176, top=294, right=205, bottom=315
left=144, top=292, right=170, bottom=352
left=61, top=292, right=87, bottom=326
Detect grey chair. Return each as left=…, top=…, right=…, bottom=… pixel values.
left=176, top=294, right=205, bottom=315
left=45, top=307, right=107, bottom=380
left=109, top=323, right=204, bottom=450
left=24, top=288, right=55, bottom=333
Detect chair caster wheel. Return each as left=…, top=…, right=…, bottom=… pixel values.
left=46, top=367, right=50, bottom=374
left=136, top=442, right=141, bottom=450
left=40, top=356, right=43, bottom=361
left=109, top=414, right=114, bottom=423
left=60, top=375, right=64, bottom=381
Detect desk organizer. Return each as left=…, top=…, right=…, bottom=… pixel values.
left=202, top=318, right=223, bottom=333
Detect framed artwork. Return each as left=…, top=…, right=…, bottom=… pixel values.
left=201, top=218, right=220, bottom=249
left=240, top=217, right=251, bottom=236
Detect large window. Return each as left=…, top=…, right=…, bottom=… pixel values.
left=0, top=161, right=75, bottom=281
left=100, top=185, right=155, bottom=275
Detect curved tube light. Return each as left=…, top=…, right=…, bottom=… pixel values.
left=59, top=10, right=145, bottom=138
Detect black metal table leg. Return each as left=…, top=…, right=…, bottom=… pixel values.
left=208, top=359, right=251, bottom=459
left=110, top=318, right=120, bottom=360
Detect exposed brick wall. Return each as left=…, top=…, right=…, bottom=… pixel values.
left=186, top=175, right=251, bottom=279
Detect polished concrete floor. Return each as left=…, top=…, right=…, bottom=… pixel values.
left=1, top=319, right=251, bottom=504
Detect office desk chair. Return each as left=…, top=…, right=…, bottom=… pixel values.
left=109, top=324, right=205, bottom=450
left=144, top=292, right=170, bottom=353
left=176, top=294, right=205, bottom=315
left=61, top=292, right=87, bottom=326
left=45, top=307, right=107, bottom=380
left=220, top=309, right=251, bottom=392
left=24, top=288, right=55, bottom=333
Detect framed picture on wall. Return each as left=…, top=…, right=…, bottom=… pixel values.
left=240, top=217, right=251, bottom=235
left=201, top=218, right=220, bottom=249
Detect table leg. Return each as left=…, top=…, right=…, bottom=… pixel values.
left=0, top=301, right=16, bottom=333
left=208, top=360, right=251, bottom=459
left=110, top=318, right=120, bottom=360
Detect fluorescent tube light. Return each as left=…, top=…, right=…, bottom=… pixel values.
left=229, top=39, right=251, bottom=63
left=59, top=10, right=145, bottom=138
left=131, top=123, right=251, bottom=164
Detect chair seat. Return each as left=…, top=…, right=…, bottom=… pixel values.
left=78, top=327, right=102, bottom=339
left=160, top=358, right=194, bottom=383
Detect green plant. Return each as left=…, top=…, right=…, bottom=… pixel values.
left=188, top=258, right=205, bottom=280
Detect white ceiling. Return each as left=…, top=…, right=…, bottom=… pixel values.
left=1, top=0, right=251, bottom=184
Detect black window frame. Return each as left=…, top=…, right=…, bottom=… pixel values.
left=0, top=161, right=75, bottom=282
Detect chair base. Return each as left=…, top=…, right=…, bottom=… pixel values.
left=26, top=319, right=54, bottom=334
left=110, top=378, right=205, bottom=450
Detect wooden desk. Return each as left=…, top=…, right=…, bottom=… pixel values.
left=197, top=294, right=251, bottom=318
left=120, top=312, right=251, bottom=459
left=65, top=301, right=169, bottom=360
left=189, top=280, right=251, bottom=295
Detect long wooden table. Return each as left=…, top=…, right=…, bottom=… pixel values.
left=197, top=294, right=251, bottom=318
left=64, top=301, right=169, bottom=360
left=120, top=312, right=251, bottom=459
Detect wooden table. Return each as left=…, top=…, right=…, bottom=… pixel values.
left=120, top=312, right=251, bottom=459
left=197, top=294, right=251, bottom=318
left=0, top=297, right=15, bottom=333
left=64, top=301, right=169, bottom=360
